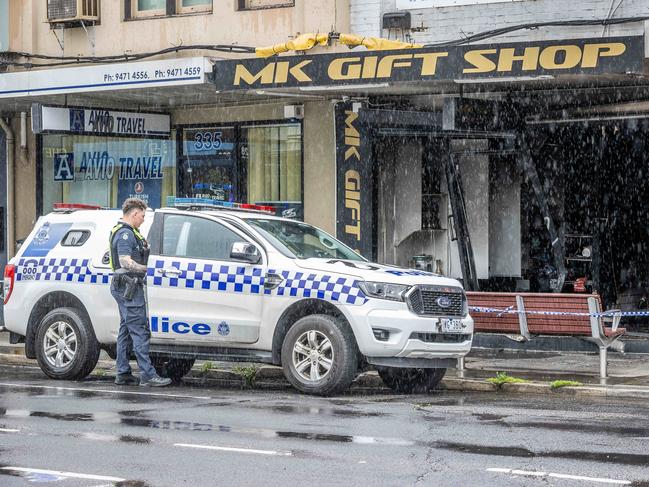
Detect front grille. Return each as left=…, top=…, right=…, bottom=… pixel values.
left=410, top=332, right=471, bottom=343
left=407, top=286, right=465, bottom=317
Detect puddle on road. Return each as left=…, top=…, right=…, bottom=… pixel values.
left=119, top=435, right=151, bottom=444
left=0, top=465, right=149, bottom=485
left=121, top=417, right=413, bottom=446
left=473, top=413, right=506, bottom=421
left=421, top=415, right=446, bottom=422
left=30, top=411, right=94, bottom=422
left=435, top=441, right=649, bottom=466
left=502, top=420, right=649, bottom=437
left=0, top=384, right=179, bottom=403
left=252, top=404, right=387, bottom=418
left=69, top=431, right=152, bottom=445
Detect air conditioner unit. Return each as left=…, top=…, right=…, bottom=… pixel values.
left=47, top=0, right=100, bottom=26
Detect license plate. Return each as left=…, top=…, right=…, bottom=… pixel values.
left=441, top=319, right=464, bottom=333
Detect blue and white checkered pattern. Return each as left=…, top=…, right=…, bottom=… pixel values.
left=148, top=260, right=265, bottom=294
left=148, top=259, right=368, bottom=306
left=271, top=269, right=368, bottom=305
left=17, top=258, right=111, bottom=285
left=16, top=256, right=368, bottom=306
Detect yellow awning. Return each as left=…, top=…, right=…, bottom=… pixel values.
left=256, top=33, right=330, bottom=58
left=339, top=34, right=423, bottom=50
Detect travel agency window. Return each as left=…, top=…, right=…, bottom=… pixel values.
left=128, top=0, right=212, bottom=18
left=178, top=121, right=303, bottom=219
left=39, top=106, right=176, bottom=213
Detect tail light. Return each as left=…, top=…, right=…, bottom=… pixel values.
left=3, top=264, right=15, bottom=305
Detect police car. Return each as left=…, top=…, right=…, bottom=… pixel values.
left=2, top=199, right=473, bottom=395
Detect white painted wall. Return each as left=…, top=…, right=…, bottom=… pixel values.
left=489, top=159, right=521, bottom=277
left=351, top=0, right=647, bottom=55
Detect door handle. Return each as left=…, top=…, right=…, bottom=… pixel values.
left=157, top=267, right=181, bottom=277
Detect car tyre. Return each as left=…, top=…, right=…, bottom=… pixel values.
left=152, top=357, right=195, bottom=382
left=281, top=314, right=358, bottom=396
left=35, top=307, right=100, bottom=380
left=376, top=367, right=447, bottom=394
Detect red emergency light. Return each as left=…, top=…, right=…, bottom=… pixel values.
left=53, top=203, right=103, bottom=211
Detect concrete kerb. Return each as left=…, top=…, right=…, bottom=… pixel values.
left=2, top=352, right=649, bottom=398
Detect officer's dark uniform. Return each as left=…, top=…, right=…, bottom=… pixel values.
left=109, top=221, right=158, bottom=382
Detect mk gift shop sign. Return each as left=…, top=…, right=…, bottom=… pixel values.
left=212, top=36, right=644, bottom=90
left=33, top=105, right=170, bottom=137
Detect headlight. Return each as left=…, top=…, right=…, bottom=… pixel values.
left=358, top=281, right=411, bottom=302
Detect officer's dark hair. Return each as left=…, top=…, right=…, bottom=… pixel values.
left=122, top=198, right=147, bottom=215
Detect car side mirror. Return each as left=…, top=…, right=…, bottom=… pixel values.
left=230, top=242, right=261, bottom=264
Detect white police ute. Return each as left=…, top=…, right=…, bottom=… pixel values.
left=2, top=199, right=473, bottom=395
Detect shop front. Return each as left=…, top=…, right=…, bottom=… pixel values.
left=209, top=34, right=649, bottom=319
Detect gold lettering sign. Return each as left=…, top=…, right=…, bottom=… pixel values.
left=345, top=169, right=361, bottom=241
left=234, top=60, right=312, bottom=85
left=228, top=38, right=637, bottom=88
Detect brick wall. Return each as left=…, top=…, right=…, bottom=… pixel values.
left=351, top=0, right=648, bottom=53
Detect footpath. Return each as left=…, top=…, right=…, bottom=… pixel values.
left=2, top=331, right=649, bottom=398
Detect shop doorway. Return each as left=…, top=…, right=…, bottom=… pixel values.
left=527, top=119, right=649, bottom=319
left=373, top=133, right=521, bottom=290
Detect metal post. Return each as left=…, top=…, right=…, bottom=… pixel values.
left=445, top=142, right=479, bottom=291
left=457, top=356, right=465, bottom=371
left=599, top=346, right=608, bottom=378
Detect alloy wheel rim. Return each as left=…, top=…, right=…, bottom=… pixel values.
left=43, top=321, right=77, bottom=369
left=292, top=330, right=334, bottom=382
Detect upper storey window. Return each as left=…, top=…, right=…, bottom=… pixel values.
left=129, top=0, right=212, bottom=19
left=236, top=0, right=295, bottom=11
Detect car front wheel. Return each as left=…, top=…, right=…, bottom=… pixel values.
left=281, top=314, right=358, bottom=396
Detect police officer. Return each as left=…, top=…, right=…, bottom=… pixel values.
left=109, top=198, right=171, bottom=387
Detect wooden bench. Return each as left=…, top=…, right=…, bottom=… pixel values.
left=466, top=292, right=625, bottom=378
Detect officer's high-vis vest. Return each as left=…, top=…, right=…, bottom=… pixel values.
left=109, top=222, right=146, bottom=272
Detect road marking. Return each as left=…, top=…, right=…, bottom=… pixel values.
left=1, top=467, right=125, bottom=482
left=0, top=428, right=20, bottom=433
left=487, top=468, right=631, bottom=485
left=175, top=443, right=293, bottom=456
left=0, top=382, right=211, bottom=400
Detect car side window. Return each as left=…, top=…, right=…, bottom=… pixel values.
left=161, top=214, right=242, bottom=261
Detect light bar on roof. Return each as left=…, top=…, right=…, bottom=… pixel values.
left=167, top=197, right=275, bottom=214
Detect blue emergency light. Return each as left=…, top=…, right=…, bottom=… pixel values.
left=166, top=196, right=274, bottom=214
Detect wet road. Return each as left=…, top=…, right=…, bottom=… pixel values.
left=1, top=364, right=649, bottom=486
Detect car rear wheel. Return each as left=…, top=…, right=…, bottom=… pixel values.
left=376, top=367, right=447, bottom=394
left=35, top=307, right=100, bottom=380
left=281, top=314, right=358, bottom=396
left=152, top=357, right=195, bottom=382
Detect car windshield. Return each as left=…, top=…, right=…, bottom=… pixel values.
left=246, top=219, right=366, bottom=261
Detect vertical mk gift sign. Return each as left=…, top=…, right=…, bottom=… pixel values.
left=335, top=103, right=373, bottom=258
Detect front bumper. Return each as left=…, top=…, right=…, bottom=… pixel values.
left=346, top=302, right=473, bottom=359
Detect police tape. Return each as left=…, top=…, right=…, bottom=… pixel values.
left=469, top=306, right=649, bottom=318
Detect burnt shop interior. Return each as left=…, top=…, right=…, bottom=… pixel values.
left=38, top=120, right=304, bottom=218
left=359, top=89, right=649, bottom=328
